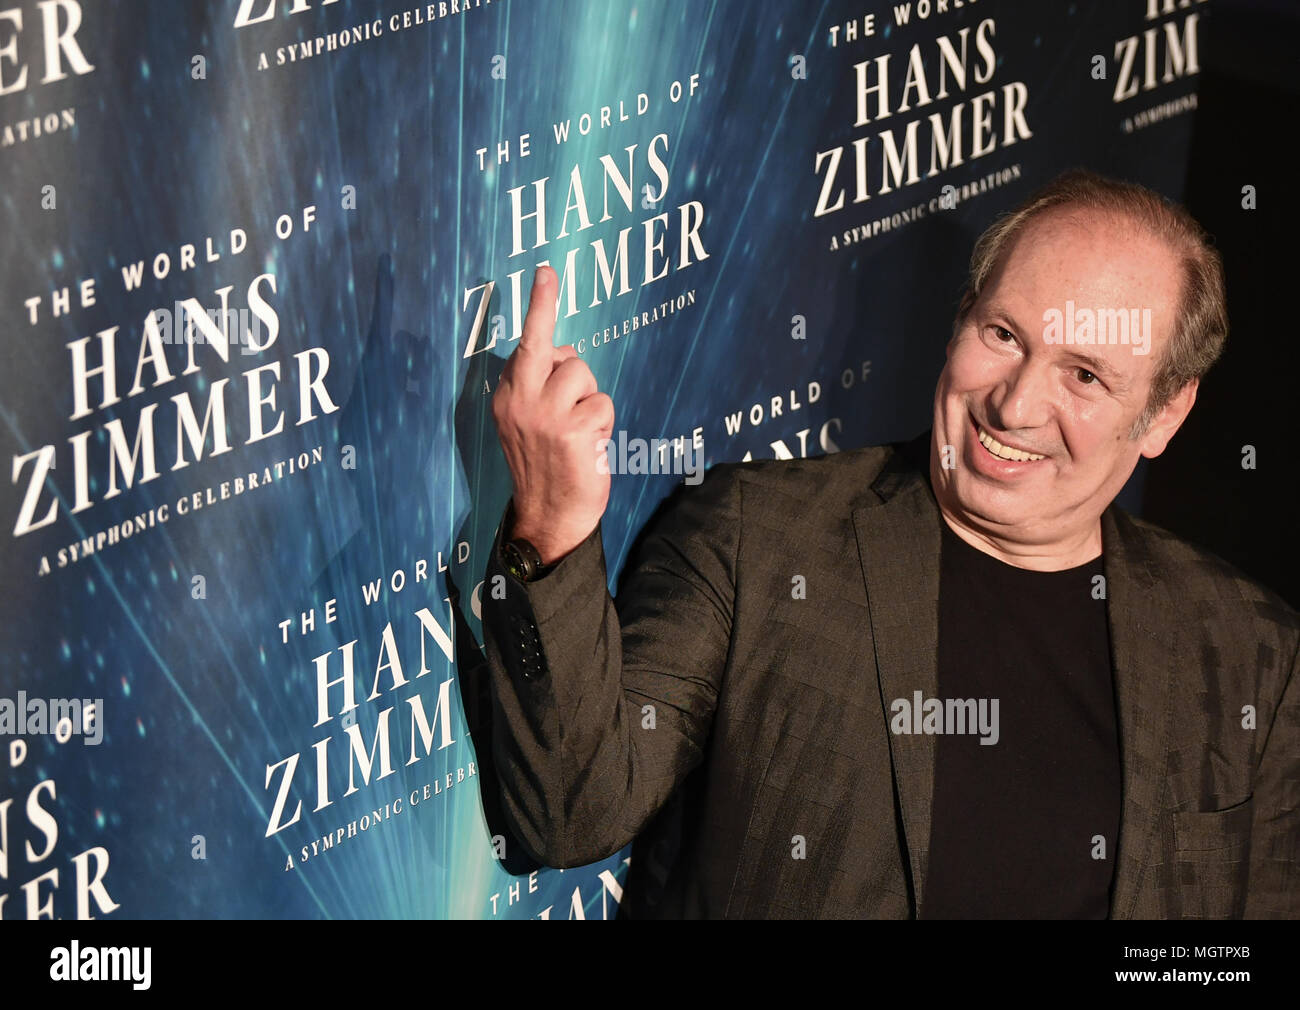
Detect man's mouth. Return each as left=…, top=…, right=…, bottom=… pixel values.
left=974, top=421, right=1046, bottom=462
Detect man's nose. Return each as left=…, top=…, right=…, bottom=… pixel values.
left=989, top=359, right=1052, bottom=431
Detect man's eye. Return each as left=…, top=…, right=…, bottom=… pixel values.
left=991, top=325, right=1014, bottom=342
left=1076, top=368, right=1098, bottom=385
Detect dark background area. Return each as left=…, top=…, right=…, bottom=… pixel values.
left=1141, top=0, right=1300, bottom=609
left=1144, top=0, right=1300, bottom=605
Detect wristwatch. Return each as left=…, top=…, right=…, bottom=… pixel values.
left=501, top=536, right=552, bottom=583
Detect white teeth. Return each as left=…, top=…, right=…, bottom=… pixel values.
left=977, top=426, right=1045, bottom=461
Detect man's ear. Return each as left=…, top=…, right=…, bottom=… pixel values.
left=1138, top=378, right=1198, bottom=459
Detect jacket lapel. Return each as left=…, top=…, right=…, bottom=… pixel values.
left=1102, top=506, right=1177, bottom=918
left=853, top=442, right=943, bottom=915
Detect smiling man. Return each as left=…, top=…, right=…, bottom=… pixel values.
left=931, top=177, right=1207, bottom=571
left=482, top=169, right=1299, bottom=919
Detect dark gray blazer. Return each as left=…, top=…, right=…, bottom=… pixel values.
left=480, top=435, right=1299, bottom=918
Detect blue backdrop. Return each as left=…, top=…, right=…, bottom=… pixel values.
left=0, top=0, right=1203, bottom=918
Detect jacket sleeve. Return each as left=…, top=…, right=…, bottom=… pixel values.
left=1244, top=631, right=1300, bottom=918
left=480, top=463, right=741, bottom=869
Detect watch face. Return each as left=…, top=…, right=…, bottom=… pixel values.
left=503, top=543, right=529, bottom=582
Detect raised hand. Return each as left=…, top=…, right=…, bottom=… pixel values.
left=491, top=266, right=615, bottom=564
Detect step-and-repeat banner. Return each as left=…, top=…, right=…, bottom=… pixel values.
left=1, top=0, right=1203, bottom=919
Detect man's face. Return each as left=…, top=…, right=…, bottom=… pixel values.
left=931, top=210, right=1186, bottom=547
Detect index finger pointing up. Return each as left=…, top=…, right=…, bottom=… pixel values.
left=512, top=265, right=559, bottom=391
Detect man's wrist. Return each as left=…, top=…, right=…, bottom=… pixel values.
left=505, top=501, right=589, bottom=566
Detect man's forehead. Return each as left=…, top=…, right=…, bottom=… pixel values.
left=996, top=209, right=1177, bottom=300
left=980, top=211, right=1180, bottom=354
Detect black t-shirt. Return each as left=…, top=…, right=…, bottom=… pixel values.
left=921, top=520, right=1121, bottom=919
